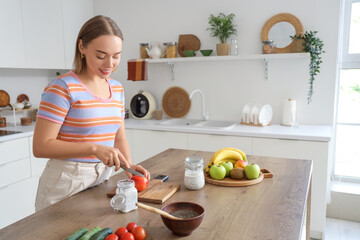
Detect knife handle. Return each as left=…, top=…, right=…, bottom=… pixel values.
left=154, top=175, right=168, bottom=182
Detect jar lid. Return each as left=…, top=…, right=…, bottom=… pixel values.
left=185, top=155, right=203, bottom=170
left=163, top=42, right=177, bottom=46
left=262, top=40, right=274, bottom=44
left=110, top=194, right=125, bottom=211
left=140, top=43, right=149, bottom=46
left=117, top=179, right=135, bottom=189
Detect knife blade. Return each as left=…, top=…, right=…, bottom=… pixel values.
left=120, top=162, right=145, bottom=178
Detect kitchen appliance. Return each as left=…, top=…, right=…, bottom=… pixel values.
left=130, top=90, right=156, bottom=120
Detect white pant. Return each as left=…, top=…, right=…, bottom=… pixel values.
left=35, top=159, right=112, bottom=212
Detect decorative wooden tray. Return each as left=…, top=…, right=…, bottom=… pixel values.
left=204, top=168, right=273, bottom=187
left=162, top=86, right=191, bottom=118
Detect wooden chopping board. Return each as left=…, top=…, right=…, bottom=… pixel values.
left=204, top=168, right=273, bottom=187
left=107, top=179, right=181, bottom=204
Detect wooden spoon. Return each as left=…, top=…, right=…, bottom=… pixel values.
left=136, top=202, right=181, bottom=220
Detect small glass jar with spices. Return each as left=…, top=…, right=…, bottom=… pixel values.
left=110, top=179, right=138, bottom=213
left=184, top=155, right=205, bottom=190
left=139, top=43, right=149, bottom=59
left=262, top=40, right=275, bottom=54
left=163, top=42, right=177, bottom=58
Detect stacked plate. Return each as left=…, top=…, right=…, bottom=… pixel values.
left=241, top=104, right=273, bottom=126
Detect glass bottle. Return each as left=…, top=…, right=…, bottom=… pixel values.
left=230, top=39, right=238, bottom=56
left=184, top=155, right=205, bottom=190
left=110, top=179, right=138, bottom=213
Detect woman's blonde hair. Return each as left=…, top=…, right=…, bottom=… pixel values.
left=73, top=15, right=123, bottom=74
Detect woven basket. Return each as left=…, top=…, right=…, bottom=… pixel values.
left=162, top=87, right=191, bottom=118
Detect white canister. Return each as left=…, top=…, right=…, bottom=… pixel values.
left=282, top=99, right=296, bottom=126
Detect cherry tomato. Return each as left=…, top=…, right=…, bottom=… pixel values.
left=126, top=222, right=138, bottom=232
left=115, top=227, right=128, bottom=238
left=105, top=233, right=119, bottom=240
left=130, top=175, right=149, bottom=192
left=131, top=226, right=146, bottom=240
left=120, top=232, right=135, bottom=240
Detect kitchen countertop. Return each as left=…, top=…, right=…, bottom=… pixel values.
left=125, top=119, right=333, bottom=142
left=0, top=118, right=333, bottom=142
left=0, top=149, right=312, bottom=239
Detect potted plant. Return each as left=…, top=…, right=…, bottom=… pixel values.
left=291, top=31, right=325, bottom=103
left=207, top=13, right=237, bottom=56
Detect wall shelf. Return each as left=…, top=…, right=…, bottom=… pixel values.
left=147, top=52, right=310, bottom=81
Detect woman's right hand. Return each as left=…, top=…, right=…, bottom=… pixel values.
left=93, top=144, right=129, bottom=171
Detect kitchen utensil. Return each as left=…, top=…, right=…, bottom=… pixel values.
left=107, top=178, right=181, bottom=204
left=183, top=50, right=195, bottom=57
left=120, top=162, right=145, bottom=178
left=200, top=49, right=213, bottom=56
left=17, top=94, right=29, bottom=103
left=20, top=117, right=32, bottom=126
left=13, top=102, right=25, bottom=110
left=145, top=42, right=164, bottom=59
left=204, top=168, right=273, bottom=187
left=136, top=202, right=180, bottom=220
left=178, top=34, right=201, bottom=57
left=258, top=104, right=273, bottom=126
left=160, top=201, right=205, bottom=236
left=130, top=90, right=156, bottom=120
left=162, top=86, right=191, bottom=118
left=0, top=90, right=11, bottom=108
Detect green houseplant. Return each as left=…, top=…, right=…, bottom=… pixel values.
left=207, top=13, right=237, bottom=56
left=291, top=31, right=325, bottom=103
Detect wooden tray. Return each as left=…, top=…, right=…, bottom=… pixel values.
left=178, top=34, right=201, bottom=57
left=204, top=168, right=273, bottom=187
left=162, top=86, right=191, bottom=118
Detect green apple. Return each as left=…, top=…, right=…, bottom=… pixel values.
left=244, top=163, right=261, bottom=180
left=209, top=164, right=226, bottom=180
left=220, top=161, right=233, bottom=177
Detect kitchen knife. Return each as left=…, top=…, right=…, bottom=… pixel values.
left=120, top=162, right=145, bottom=178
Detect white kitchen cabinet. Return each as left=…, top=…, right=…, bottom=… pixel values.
left=0, top=177, right=38, bottom=229
left=62, top=0, right=94, bottom=69
left=0, top=137, right=29, bottom=165
left=252, top=137, right=330, bottom=239
left=132, top=130, right=187, bottom=163
left=21, top=0, right=65, bottom=69
left=187, top=133, right=252, bottom=154
left=0, top=0, right=25, bottom=67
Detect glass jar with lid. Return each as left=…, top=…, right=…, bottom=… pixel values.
left=139, top=43, right=149, bottom=59
left=184, top=155, right=205, bottom=190
left=163, top=42, right=177, bottom=58
left=110, top=179, right=138, bottom=213
left=262, top=40, right=275, bottom=54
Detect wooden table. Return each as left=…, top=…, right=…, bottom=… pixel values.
left=0, top=149, right=312, bottom=240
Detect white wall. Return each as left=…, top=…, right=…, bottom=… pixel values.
left=0, top=69, right=59, bottom=123
left=94, top=0, right=341, bottom=125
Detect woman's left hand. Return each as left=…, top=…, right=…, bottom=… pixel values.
left=125, top=164, right=150, bottom=181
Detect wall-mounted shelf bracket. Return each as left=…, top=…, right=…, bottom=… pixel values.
left=167, top=62, right=175, bottom=81
left=263, top=58, right=269, bottom=80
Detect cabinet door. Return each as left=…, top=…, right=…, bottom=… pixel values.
left=132, top=130, right=187, bottom=163
left=62, top=0, right=94, bottom=69
left=0, top=137, right=29, bottom=165
left=29, top=136, right=48, bottom=177
left=0, top=0, right=25, bottom=67
left=187, top=133, right=252, bottom=154
left=21, top=0, right=65, bottom=69
left=0, top=177, right=37, bottom=229
left=252, top=137, right=330, bottom=237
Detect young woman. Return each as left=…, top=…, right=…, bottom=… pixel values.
left=33, top=15, right=150, bottom=211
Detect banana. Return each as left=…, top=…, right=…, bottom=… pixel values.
left=219, top=147, right=247, bottom=162
left=205, top=148, right=246, bottom=173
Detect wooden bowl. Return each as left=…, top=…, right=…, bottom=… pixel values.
left=160, top=202, right=205, bottom=237
left=20, top=117, right=32, bottom=126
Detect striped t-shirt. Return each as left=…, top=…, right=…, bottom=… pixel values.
left=37, top=71, right=125, bottom=163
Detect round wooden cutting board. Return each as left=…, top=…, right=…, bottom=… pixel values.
left=0, top=90, right=10, bottom=107
left=162, top=86, right=191, bottom=118
left=204, top=169, right=273, bottom=187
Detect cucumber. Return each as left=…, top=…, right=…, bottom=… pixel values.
left=89, top=227, right=112, bottom=240
left=79, top=226, right=102, bottom=240
left=66, top=228, right=88, bottom=240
